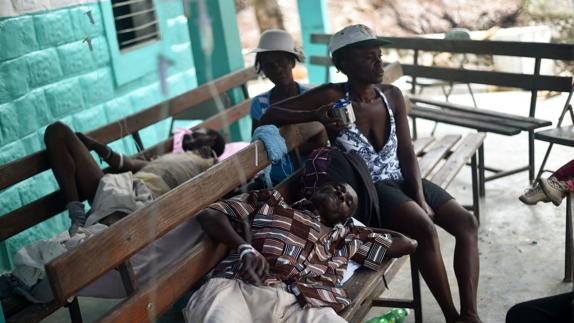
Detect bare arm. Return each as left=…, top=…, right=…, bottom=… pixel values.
left=391, top=86, right=433, bottom=216
left=259, top=84, right=342, bottom=127
left=76, top=132, right=148, bottom=173
left=196, top=208, right=269, bottom=283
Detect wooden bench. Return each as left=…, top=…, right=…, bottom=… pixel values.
left=37, top=62, right=484, bottom=323
left=0, top=66, right=258, bottom=323
left=309, top=33, right=574, bottom=189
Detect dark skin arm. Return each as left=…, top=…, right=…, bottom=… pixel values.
left=76, top=132, right=149, bottom=173
left=196, top=208, right=269, bottom=284
left=390, top=86, right=434, bottom=218
left=258, top=84, right=344, bottom=130
left=367, top=227, right=418, bottom=258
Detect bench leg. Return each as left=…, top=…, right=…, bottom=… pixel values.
left=118, top=261, right=138, bottom=295
left=412, top=117, right=418, bottom=140
left=566, top=194, right=573, bottom=283
left=410, top=256, right=423, bottom=323
left=528, top=130, right=535, bottom=183
left=478, top=144, right=485, bottom=197
left=471, top=153, right=480, bottom=224
left=67, top=297, right=83, bottom=323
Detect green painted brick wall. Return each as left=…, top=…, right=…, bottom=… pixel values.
left=0, top=1, right=198, bottom=272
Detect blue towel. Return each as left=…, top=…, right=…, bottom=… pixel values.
left=252, top=125, right=288, bottom=188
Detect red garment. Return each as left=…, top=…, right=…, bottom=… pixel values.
left=553, top=159, right=574, bottom=192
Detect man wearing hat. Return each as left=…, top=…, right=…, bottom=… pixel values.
left=260, top=24, right=482, bottom=323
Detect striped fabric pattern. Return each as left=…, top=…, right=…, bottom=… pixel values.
left=207, top=189, right=393, bottom=313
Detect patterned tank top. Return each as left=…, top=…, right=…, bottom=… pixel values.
left=334, top=84, right=404, bottom=183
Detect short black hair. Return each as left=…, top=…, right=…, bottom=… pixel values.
left=206, top=129, right=225, bottom=157
left=331, top=47, right=350, bottom=72
left=254, top=51, right=299, bottom=73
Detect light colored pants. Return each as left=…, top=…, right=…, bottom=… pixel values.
left=183, top=278, right=347, bottom=323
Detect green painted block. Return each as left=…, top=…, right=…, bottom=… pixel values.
left=169, top=43, right=194, bottom=73
left=104, top=95, right=133, bottom=122
left=19, top=133, right=42, bottom=156
left=161, top=0, right=185, bottom=18
left=34, top=10, right=75, bottom=47
left=80, top=69, right=114, bottom=106
left=130, top=84, right=162, bottom=112
left=183, top=69, right=198, bottom=90
left=69, top=5, right=104, bottom=39
left=0, top=186, right=22, bottom=217
left=166, top=73, right=187, bottom=98
left=0, top=76, right=9, bottom=105
left=0, top=139, right=26, bottom=165
left=73, top=104, right=108, bottom=132
left=57, top=40, right=95, bottom=76
left=91, top=36, right=111, bottom=67
left=0, top=16, right=38, bottom=62
left=166, top=16, right=190, bottom=45
left=0, top=56, right=29, bottom=100
left=13, top=91, right=45, bottom=137
left=45, top=78, right=84, bottom=117
left=26, top=49, right=63, bottom=87
left=0, top=103, right=18, bottom=146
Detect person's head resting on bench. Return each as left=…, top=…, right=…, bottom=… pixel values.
left=181, top=128, right=225, bottom=158
left=330, top=24, right=391, bottom=82
left=297, top=181, right=358, bottom=227
left=252, top=29, right=303, bottom=87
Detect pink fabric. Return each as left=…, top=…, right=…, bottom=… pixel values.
left=219, top=142, right=250, bottom=161
left=172, top=128, right=192, bottom=153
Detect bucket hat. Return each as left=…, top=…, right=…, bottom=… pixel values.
left=329, top=24, right=391, bottom=55
left=250, top=29, right=304, bottom=61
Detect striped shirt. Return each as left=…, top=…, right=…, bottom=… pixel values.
left=208, top=190, right=392, bottom=313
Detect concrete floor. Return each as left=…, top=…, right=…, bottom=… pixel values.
left=366, top=85, right=574, bottom=322
left=42, top=85, right=574, bottom=322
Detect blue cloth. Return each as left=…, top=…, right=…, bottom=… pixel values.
left=250, top=82, right=309, bottom=183
left=252, top=125, right=288, bottom=188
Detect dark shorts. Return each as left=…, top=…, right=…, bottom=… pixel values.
left=375, top=178, right=453, bottom=225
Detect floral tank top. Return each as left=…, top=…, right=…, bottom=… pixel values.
left=334, top=84, right=404, bottom=183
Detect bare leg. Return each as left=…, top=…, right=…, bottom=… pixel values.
left=44, top=122, right=103, bottom=204
left=434, top=200, right=481, bottom=323
left=386, top=202, right=459, bottom=323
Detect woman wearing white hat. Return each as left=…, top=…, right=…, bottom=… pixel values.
left=260, top=24, right=482, bottom=323
left=250, top=29, right=324, bottom=184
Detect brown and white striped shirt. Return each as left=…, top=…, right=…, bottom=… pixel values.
left=208, top=189, right=393, bottom=313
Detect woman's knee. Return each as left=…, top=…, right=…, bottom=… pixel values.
left=457, top=209, right=478, bottom=238
left=44, top=121, right=71, bottom=144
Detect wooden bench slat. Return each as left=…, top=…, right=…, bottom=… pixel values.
left=534, top=125, right=574, bottom=147
left=341, top=256, right=408, bottom=321
left=310, top=34, right=574, bottom=60
left=402, top=64, right=573, bottom=92
left=418, top=135, right=461, bottom=177
left=412, top=137, right=435, bottom=155
left=100, top=238, right=228, bottom=323
left=430, top=133, right=487, bottom=188
left=6, top=300, right=63, bottom=323
left=409, top=96, right=552, bottom=127
left=45, top=125, right=322, bottom=303
left=413, top=104, right=546, bottom=131
left=0, top=191, right=66, bottom=241
left=0, top=67, right=258, bottom=192
left=410, top=106, right=521, bottom=135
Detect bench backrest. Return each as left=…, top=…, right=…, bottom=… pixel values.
left=309, top=33, right=574, bottom=116
left=0, top=67, right=258, bottom=242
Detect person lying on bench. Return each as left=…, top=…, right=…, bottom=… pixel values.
left=259, top=24, right=482, bottom=323
left=519, top=159, right=574, bottom=206
left=184, top=182, right=416, bottom=322
left=43, top=121, right=225, bottom=233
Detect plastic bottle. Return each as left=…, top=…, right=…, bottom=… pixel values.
left=365, top=308, right=409, bottom=323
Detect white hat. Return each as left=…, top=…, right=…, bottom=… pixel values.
left=249, top=29, right=304, bottom=61
left=329, top=24, right=391, bottom=55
